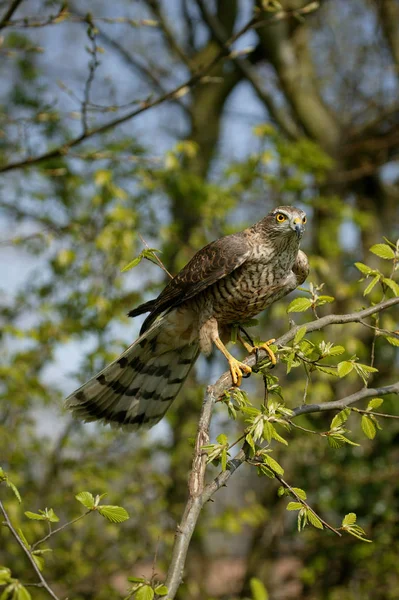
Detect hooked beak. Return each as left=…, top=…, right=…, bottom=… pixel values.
left=292, top=218, right=304, bottom=239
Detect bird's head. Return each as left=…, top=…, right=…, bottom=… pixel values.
left=266, top=206, right=307, bottom=240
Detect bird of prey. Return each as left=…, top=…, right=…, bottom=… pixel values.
left=65, top=205, right=309, bottom=430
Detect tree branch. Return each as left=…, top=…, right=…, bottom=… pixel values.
left=292, top=382, right=399, bottom=418
left=0, top=0, right=24, bottom=30
left=195, top=0, right=300, bottom=140
left=275, top=297, right=399, bottom=349
left=0, top=500, right=60, bottom=600
left=0, top=15, right=258, bottom=174
left=162, top=296, right=399, bottom=596
left=163, top=386, right=216, bottom=598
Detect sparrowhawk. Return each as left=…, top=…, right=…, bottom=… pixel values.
left=65, top=205, right=309, bottom=429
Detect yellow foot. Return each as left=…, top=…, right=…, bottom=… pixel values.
left=229, top=357, right=252, bottom=387
left=240, top=336, right=277, bottom=366
left=254, top=339, right=277, bottom=365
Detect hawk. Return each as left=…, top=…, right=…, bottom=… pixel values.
left=65, top=205, right=309, bottom=430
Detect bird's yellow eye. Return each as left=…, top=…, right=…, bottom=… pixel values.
left=276, top=213, right=287, bottom=223
left=302, top=216, right=307, bottom=224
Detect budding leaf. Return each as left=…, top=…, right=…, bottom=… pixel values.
left=287, top=297, right=312, bottom=313
left=154, top=585, right=168, bottom=596
left=354, top=262, right=372, bottom=275
left=286, top=502, right=303, bottom=511
left=0, top=567, right=11, bottom=585
left=293, top=325, right=307, bottom=344
left=75, top=491, right=95, bottom=509
left=263, top=454, right=284, bottom=476
left=25, top=511, right=46, bottom=521
left=370, top=243, right=395, bottom=259
left=342, top=512, right=357, bottom=527
left=383, top=278, right=399, bottom=296
left=363, top=274, right=380, bottom=296
left=330, top=408, right=351, bottom=430
left=249, top=577, right=269, bottom=600
left=97, top=505, right=130, bottom=523
left=135, top=585, right=154, bottom=600
left=121, top=256, right=142, bottom=272
left=307, top=510, right=323, bottom=529
left=361, top=415, right=376, bottom=439
left=337, top=361, right=354, bottom=377
left=386, top=335, right=399, bottom=347
left=367, top=398, right=383, bottom=410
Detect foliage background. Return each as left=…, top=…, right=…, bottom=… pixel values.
left=0, top=0, right=398, bottom=599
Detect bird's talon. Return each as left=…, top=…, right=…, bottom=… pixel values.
left=251, top=338, right=277, bottom=365
left=229, top=357, right=252, bottom=387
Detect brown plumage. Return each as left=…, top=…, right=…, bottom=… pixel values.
left=65, top=205, right=309, bottom=430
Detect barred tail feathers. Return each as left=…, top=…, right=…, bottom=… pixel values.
left=65, top=319, right=199, bottom=430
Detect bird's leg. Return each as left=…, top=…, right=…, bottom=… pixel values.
left=213, top=336, right=252, bottom=387
left=237, top=333, right=277, bottom=366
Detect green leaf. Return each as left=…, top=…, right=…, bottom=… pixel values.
left=97, top=505, right=130, bottom=523
left=329, top=345, right=345, bottom=356
left=361, top=415, right=376, bottom=439
left=15, top=586, right=32, bottom=600
left=245, top=433, right=256, bottom=454
left=221, top=448, right=228, bottom=472
left=293, top=325, right=307, bottom=344
left=17, top=529, right=30, bottom=549
left=249, top=577, right=269, bottom=600
left=327, top=434, right=345, bottom=449
left=216, top=433, right=228, bottom=445
left=316, top=295, right=335, bottom=305
left=316, top=365, right=339, bottom=377
left=154, top=585, right=168, bottom=596
left=383, top=277, right=399, bottom=296
left=330, top=408, right=351, bottom=430
left=271, top=428, right=288, bottom=446
left=386, top=335, right=399, bottom=347
left=0, top=567, right=11, bottom=585
left=94, top=169, right=112, bottom=186
left=342, top=512, right=357, bottom=527
left=127, top=577, right=146, bottom=584
left=121, top=256, right=142, bottom=272
left=354, top=262, right=373, bottom=275
left=0, top=583, right=14, bottom=600
left=363, top=275, right=380, bottom=296
left=135, top=585, right=154, bottom=600
left=45, top=508, right=59, bottom=523
left=6, top=481, right=21, bottom=503
left=287, top=297, right=312, bottom=313
left=286, top=502, right=303, bottom=511
left=262, top=421, right=274, bottom=443
left=337, top=361, right=354, bottom=377
left=292, top=487, right=307, bottom=500
left=75, top=491, right=95, bottom=509
left=32, top=553, right=45, bottom=572
left=24, top=511, right=46, bottom=521
left=263, top=454, right=284, bottom=476
left=330, top=434, right=360, bottom=447
left=307, top=510, right=323, bottom=529
left=370, top=243, right=396, bottom=259
left=367, top=398, right=383, bottom=410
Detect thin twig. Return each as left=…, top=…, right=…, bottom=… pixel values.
left=195, top=0, right=300, bottom=140
left=0, top=0, right=24, bottom=30
left=81, top=17, right=100, bottom=135
left=0, top=14, right=259, bottom=174
left=273, top=473, right=342, bottom=536
left=0, top=500, right=61, bottom=600
left=31, top=511, right=91, bottom=551
left=138, top=233, right=173, bottom=279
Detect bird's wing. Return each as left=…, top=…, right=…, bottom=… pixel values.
left=133, top=231, right=252, bottom=332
